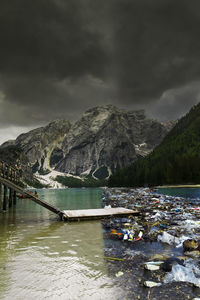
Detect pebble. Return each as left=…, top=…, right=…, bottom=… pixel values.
left=144, top=281, right=162, bottom=288
left=115, top=271, right=124, bottom=277
left=144, top=261, right=163, bottom=271
left=144, top=263, right=160, bottom=271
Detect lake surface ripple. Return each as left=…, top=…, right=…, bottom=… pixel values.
left=0, top=188, right=123, bottom=300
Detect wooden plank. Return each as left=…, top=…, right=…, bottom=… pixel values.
left=0, top=165, right=139, bottom=222
left=0, top=176, right=62, bottom=216
left=3, top=185, right=7, bottom=211
left=9, top=188, right=13, bottom=208
left=62, top=207, right=139, bottom=221
left=13, top=190, right=17, bottom=205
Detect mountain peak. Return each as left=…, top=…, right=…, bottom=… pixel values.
left=0, top=105, right=174, bottom=182
left=55, top=105, right=173, bottom=179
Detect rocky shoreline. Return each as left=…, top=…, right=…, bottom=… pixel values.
left=101, top=187, right=200, bottom=299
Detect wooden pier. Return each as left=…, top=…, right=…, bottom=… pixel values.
left=0, top=160, right=139, bottom=221
left=0, top=161, right=64, bottom=218
left=0, top=161, right=19, bottom=212
left=62, top=207, right=139, bottom=221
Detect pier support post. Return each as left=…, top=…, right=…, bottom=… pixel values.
left=3, top=185, right=8, bottom=211
left=13, top=191, right=17, bottom=205
left=9, top=188, right=13, bottom=208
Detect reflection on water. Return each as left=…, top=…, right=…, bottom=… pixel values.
left=0, top=188, right=123, bottom=300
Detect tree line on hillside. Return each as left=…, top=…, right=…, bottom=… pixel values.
left=109, top=103, right=200, bottom=187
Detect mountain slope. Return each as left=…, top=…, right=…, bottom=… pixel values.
left=55, top=105, right=174, bottom=179
left=15, top=119, right=71, bottom=172
left=0, top=105, right=174, bottom=184
left=108, top=103, right=200, bottom=187
left=0, top=120, right=71, bottom=177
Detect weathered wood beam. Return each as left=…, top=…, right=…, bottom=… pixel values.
left=3, top=185, right=8, bottom=211
left=9, top=188, right=13, bottom=208
left=13, top=191, right=17, bottom=205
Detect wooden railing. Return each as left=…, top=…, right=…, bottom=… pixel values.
left=0, top=160, right=63, bottom=216
left=0, top=160, right=21, bottom=183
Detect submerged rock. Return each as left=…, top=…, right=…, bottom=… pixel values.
left=183, top=239, right=199, bottom=252
left=144, top=261, right=163, bottom=271
left=162, top=258, right=184, bottom=272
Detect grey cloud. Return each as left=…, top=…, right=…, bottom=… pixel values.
left=0, top=0, right=109, bottom=79
left=0, top=0, right=200, bottom=127
left=146, top=82, right=200, bottom=121
left=0, top=75, right=116, bottom=126
left=0, top=0, right=111, bottom=125
left=112, top=0, right=200, bottom=102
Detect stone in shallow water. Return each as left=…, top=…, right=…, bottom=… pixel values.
left=144, top=281, right=161, bottom=288
left=144, top=263, right=160, bottom=271
left=115, top=271, right=124, bottom=277
left=183, top=239, right=199, bottom=252
left=144, top=261, right=163, bottom=271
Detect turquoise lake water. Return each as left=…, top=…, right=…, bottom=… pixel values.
left=157, top=187, right=200, bottom=199
left=1, top=187, right=200, bottom=299
left=0, top=188, right=125, bottom=300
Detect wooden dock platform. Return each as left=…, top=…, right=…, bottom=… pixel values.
left=0, top=160, right=140, bottom=221
left=62, top=207, right=139, bottom=221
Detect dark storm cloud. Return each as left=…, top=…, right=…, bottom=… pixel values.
left=0, top=0, right=108, bottom=79
left=113, top=0, right=200, bottom=102
left=146, top=82, right=200, bottom=121
left=0, top=0, right=200, bottom=129
left=0, top=0, right=111, bottom=126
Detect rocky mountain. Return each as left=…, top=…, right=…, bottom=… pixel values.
left=0, top=120, right=71, bottom=177
left=0, top=105, right=175, bottom=183
left=109, top=103, right=200, bottom=187
left=55, top=105, right=175, bottom=179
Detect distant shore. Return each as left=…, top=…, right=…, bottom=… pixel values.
left=157, top=184, right=200, bottom=188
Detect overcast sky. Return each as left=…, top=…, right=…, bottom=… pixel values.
left=1, top=0, right=200, bottom=144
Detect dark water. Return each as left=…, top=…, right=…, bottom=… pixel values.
left=1, top=187, right=199, bottom=299
left=158, top=187, right=200, bottom=199
left=0, top=188, right=124, bottom=300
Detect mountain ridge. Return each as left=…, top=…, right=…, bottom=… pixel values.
left=0, top=105, right=175, bottom=185
left=55, top=105, right=174, bottom=179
